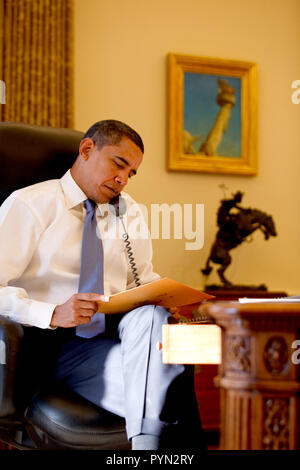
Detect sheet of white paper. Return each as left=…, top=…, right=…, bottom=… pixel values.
left=239, top=297, right=300, bottom=303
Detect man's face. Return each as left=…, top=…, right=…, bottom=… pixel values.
left=75, top=136, right=143, bottom=203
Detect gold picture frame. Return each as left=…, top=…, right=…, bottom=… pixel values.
left=167, top=53, right=258, bottom=175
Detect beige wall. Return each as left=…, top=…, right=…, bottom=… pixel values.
left=74, top=0, right=300, bottom=294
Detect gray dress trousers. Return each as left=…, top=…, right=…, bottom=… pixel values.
left=53, top=304, right=205, bottom=447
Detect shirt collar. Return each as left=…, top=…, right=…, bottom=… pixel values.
left=60, top=169, right=87, bottom=210
left=60, top=169, right=123, bottom=216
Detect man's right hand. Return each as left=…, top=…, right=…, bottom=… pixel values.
left=50, top=293, right=109, bottom=328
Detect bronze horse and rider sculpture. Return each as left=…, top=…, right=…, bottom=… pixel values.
left=201, top=191, right=277, bottom=287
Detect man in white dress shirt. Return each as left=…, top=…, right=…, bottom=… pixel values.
left=0, top=120, right=205, bottom=450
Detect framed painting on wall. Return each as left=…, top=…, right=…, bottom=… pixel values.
left=167, top=53, right=258, bottom=175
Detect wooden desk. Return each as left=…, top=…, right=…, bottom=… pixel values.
left=162, top=292, right=289, bottom=441
left=200, top=301, right=300, bottom=450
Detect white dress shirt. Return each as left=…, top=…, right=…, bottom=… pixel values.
left=0, top=170, right=159, bottom=329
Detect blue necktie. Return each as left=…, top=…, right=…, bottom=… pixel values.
left=76, top=199, right=105, bottom=338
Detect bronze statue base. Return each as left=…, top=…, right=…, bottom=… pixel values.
left=205, top=283, right=268, bottom=291
left=203, top=285, right=288, bottom=302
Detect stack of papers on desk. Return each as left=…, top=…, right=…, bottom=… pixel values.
left=239, top=296, right=300, bottom=303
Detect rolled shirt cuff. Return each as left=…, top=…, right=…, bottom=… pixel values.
left=28, top=300, right=57, bottom=329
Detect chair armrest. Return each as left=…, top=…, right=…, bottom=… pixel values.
left=0, top=316, right=24, bottom=417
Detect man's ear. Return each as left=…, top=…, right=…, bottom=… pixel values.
left=79, top=137, right=95, bottom=160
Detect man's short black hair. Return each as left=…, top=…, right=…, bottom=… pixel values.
left=83, top=120, right=144, bottom=153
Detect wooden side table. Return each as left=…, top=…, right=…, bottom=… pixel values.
left=200, top=301, right=300, bottom=450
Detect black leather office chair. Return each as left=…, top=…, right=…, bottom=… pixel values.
left=0, top=122, right=130, bottom=450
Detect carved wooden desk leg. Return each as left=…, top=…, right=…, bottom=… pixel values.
left=201, top=302, right=300, bottom=450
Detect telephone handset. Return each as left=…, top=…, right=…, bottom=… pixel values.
left=110, top=195, right=141, bottom=287
left=110, top=194, right=127, bottom=218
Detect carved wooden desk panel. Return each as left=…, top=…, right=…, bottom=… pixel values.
left=200, top=301, right=300, bottom=450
